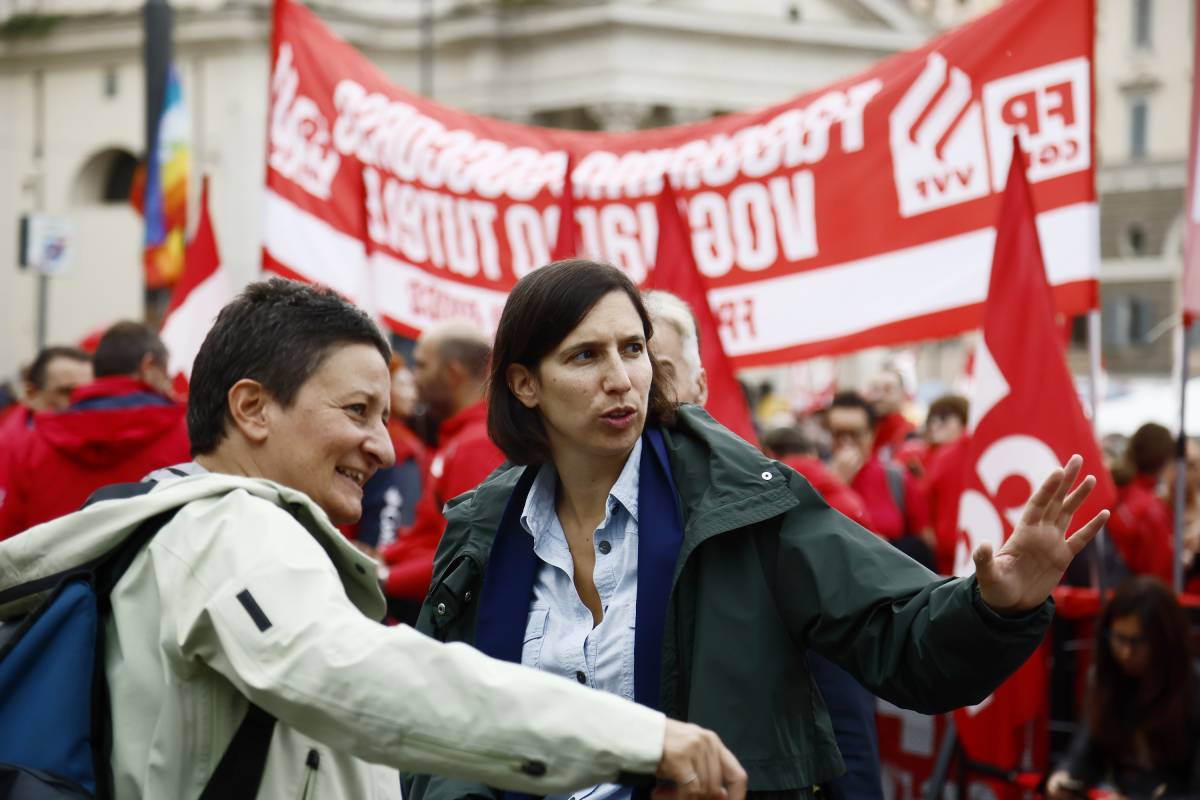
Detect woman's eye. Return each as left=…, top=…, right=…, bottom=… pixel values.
left=571, top=349, right=595, bottom=362
left=346, top=403, right=368, bottom=416
left=623, top=342, right=644, bottom=356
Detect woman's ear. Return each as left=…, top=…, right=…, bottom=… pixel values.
left=506, top=363, right=539, bottom=409
left=226, top=379, right=272, bottom=444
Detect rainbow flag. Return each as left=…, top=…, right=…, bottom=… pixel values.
left=135, top=64, right=189, bottom=289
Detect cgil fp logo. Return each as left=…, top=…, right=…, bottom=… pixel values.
left=889, top=53, right=1091, bottom=218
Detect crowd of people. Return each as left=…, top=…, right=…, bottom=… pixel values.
left=0, top=259, right=1193, bottom=800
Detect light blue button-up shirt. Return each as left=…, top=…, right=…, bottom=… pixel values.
left=520, top=438, right=642, bottom=800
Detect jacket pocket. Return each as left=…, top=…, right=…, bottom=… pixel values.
left=521, top=606, right=549, bottom=667
left=428, top=555, right=480, bottom=634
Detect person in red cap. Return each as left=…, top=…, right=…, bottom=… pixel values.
left=0, top=322, right=189, bottom=538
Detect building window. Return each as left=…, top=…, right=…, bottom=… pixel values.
left=1120, top=223, right=1148, bottom=257
left=1104, top=297, right=1130, bottom=349
left=1071, top=315, right=1089, bottom=347
left=103, top=66, right=118, bottom=98
left=1129, top=95, right=1149, bottom=160
left=1133, top=0, right=1152, bottom=50
left=1103, top=295, right=1156, bottom=348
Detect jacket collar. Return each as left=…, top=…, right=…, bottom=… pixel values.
left=444, top=406, right=798, bottom=569
left=69, top=375, right=170, bottom=407
left=0, top=473, right=385, bottom=621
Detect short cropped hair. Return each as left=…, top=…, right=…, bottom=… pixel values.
left=27, top=346, right=90, bottom=389
left=92, top=322, right=167, bottom=378
left=188, top=278, right=391, bottom=456
left=488, top=259, right=675, bottom=465
left=829, top=390, right=877, bottom=429
left=927, top=394, right=969, bottom=427
left=642, top=290, right=702, bottom=382
left=429, top=321, right=492, bottom=380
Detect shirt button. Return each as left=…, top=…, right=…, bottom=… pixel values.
left=575, top=670, right=587, bottom=684
left=597, top=540, right=612, bottom=555
left=761, top=471, right=773, bottom=480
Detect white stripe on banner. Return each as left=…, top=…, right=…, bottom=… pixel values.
left=371, top=252, right=509, bottom=335
left=708, top=201, right=1098, bottom=356
left=263, top=188, right=1097, bottom=357
left=263, top=189, right=372, bottom=313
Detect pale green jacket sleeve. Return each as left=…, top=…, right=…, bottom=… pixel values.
left=155, top=490, right=665, bottom=794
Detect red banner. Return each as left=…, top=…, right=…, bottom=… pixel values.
left=265, top=0, right=1098, bottom=366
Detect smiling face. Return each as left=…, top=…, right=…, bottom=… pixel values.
left=256, top=343, right=395, bottom=524
left=508, top=291, right=652, bottom=469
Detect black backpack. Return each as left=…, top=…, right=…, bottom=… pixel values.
left=0, top=481, right=276, bottom=799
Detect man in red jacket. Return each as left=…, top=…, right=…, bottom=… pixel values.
left=380, top=321, right=504, bottom=620
left=0, top=322, right=190, bottom=539
left=0, top=346, right=93, bottom=522
left=864, top=366, right=916, bottom=460
left=827, top=390, right=934, bottom=570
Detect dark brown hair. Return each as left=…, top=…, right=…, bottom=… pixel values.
left=189, top=278, right=391, bottom=456
left=927, top=394, right=969, bottom=427
left=1126, top=422, right=1174, bottom=476
left=1088, top=576, right=1195, bottom=766
left=829, top=390, right=877, bottom=429
left=93, top=321, right=167, bottom=379
left=487, top=259, right=675, bottom=465
left=27, top=346, right=90, bottom=389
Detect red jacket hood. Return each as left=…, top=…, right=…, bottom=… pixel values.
left=34, top=378, right=186, bottom=468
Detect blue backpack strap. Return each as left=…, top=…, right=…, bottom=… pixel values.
left=85, top=482, right=277, bottom=799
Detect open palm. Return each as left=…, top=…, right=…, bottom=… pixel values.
left=974, top=454, right=1110, bottom=614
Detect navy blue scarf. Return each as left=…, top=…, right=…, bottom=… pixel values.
left=475, top=428, right=684, bottom=796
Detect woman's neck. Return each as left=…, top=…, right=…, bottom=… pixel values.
left=551, top=445, right=631, bottom=534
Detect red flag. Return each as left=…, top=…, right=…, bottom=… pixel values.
left=1184, top=0, right=1200, bottom=323
left=160, top=177, right=234, bottom=391
left=952, top=141, right=1116, bottom=774
left=550, top=155, right=577, bottom=261
left=647, top=181, right=757, bottom=444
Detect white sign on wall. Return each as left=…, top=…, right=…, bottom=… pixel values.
left=19, top=214, right=76, bottom=276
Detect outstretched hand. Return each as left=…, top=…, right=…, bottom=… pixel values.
left=974, top=454, right=1110, bottom=614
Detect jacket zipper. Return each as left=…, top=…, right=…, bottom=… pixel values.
left=300, top=748, right=320, bottom=799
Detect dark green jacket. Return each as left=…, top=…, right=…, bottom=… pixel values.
left=408, top=407, right=1053, bottom=798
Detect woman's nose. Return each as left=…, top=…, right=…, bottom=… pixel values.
left=366, top=421, right=396, bottom=468
left=602, top=355, right=633, bottom=393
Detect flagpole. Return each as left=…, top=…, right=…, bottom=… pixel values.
left=1175, top=323, right=1190, bottom=594
left=144, top=0, right=173, bottom=158
left=1087, top=307, right=1109, bottom=593
left=419, top=0, right=434, bottom=98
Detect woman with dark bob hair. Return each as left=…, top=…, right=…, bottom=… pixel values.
left=406, top=259, right=1109, bottom=800
left=1047, top=577, right=1200, bottom=799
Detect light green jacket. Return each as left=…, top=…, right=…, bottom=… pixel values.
left=0, top=473, right=664, bottom=799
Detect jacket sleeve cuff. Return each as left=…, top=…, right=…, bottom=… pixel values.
left=969, top=577, right=1055, bottom=631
